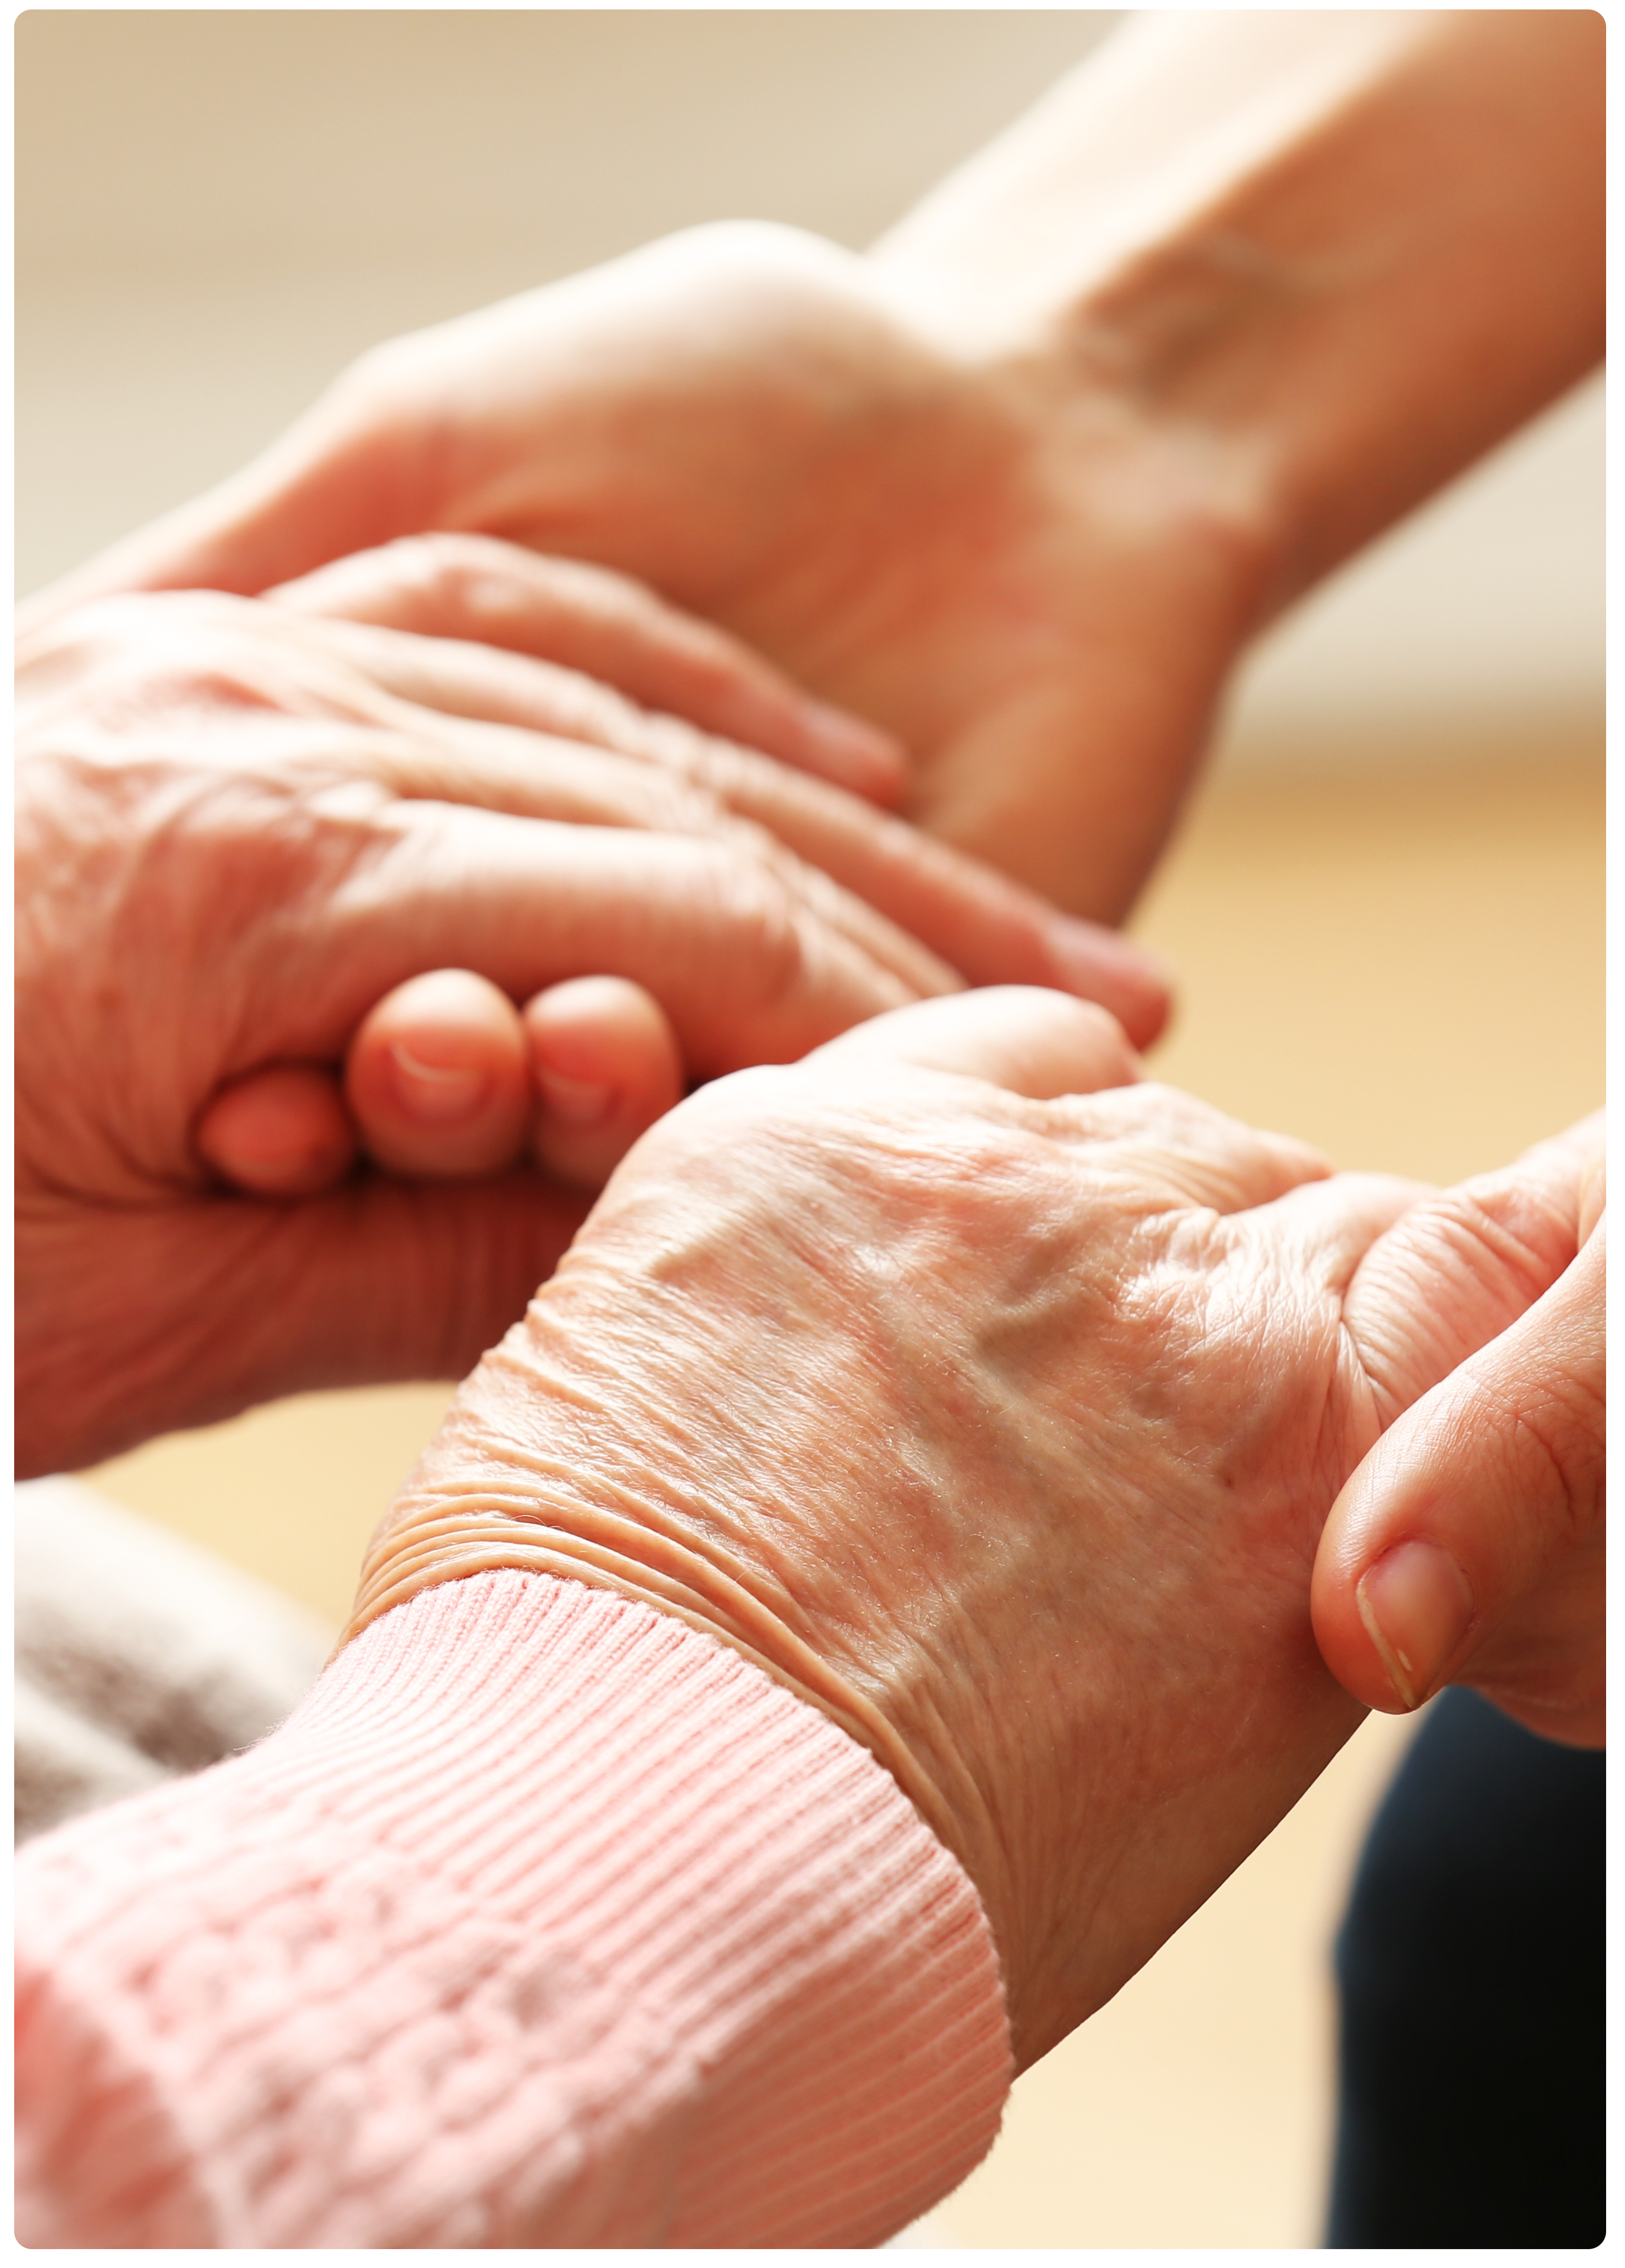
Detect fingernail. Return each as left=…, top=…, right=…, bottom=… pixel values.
left=803, top=702, right=908, bottom=793
left=1049, top=917, right=1172, bottom=992
left=536, top=1067, right=615, bottom=1128
left=1356, top=1542, right=1476, bottom=1710
left=1043, top=920, right=1174, bottom=1048
left=388, top=1042, right=490, bottom=1123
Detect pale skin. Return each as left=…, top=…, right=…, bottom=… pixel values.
left=1313, top=1183, right=1604, bottom=1746
left=27, top=16, right=1602, bottom=914
left=130, top=534, right=1167, bottom=1192
left=18, top=17, right=1601, bottom=1718
left=347, top=989, right=1601, bottom=2068
left=327, top=966, right=1605, bottom=1754
left=15, top=561, right=1163, bottom=1477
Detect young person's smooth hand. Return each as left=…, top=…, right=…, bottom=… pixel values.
left=28, top=18, right=1599, bottom=927
left=22, top=225, right=1271, bottom=921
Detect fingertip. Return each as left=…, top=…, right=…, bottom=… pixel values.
left=797, top=700, right=911, bottom=806
left=1353, top=1539, right=1477, bottom=1713
left=1313, top=1387, right=1497, bottom=1718
left=1042, top=917, right=1174, bottom=1051
left=347, top=968, right=531, bottom=1179
left=526, top=975, right=686, bottom=1190
left=195, top=1063, right=358, bottom=1197
left=810, top=985, right=1141, bottom=1100
left=1314, top=1478, right=1477, bottom=1719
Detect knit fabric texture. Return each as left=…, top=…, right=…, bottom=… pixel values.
left=16, top=1568, right=1011, bottom=2246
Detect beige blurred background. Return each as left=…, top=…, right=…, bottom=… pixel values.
left=19, top=12, right=1603, bottom=2250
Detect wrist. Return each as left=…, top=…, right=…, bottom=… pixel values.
left=347, top=1467, right=1030, bottom=2031
left=347, top=1481, right=976, bottom=1867
left=865, top=237, right=1297, bottom=657
left=21, top=1568, right=1011, bottom=2246
left=869, top=9, right=1603, bottom=620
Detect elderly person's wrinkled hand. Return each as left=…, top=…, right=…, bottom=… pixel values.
left=17, top=568, right=1159, bottom=1477
left=344, top=989, right=1590, bottom=2070
left=1313, top=1116, right=1604, bottom=1747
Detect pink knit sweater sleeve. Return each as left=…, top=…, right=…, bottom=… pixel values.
left=15, top=1568, right=1011, bottom=2247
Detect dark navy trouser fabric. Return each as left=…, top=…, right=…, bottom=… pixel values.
left=1327, top=1686, right=1604, bottom=2247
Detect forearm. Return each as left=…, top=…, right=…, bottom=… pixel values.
left=873, top=9, right=1604, bottom=613
left=17, top=1571, right=1008, bottom=2246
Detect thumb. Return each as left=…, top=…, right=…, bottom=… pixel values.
left=16, top=399, right=388, bottom=633
left=807, top=986, right=1141, bottom=1100
left=1313, top=1218, right=1604, bottom=1742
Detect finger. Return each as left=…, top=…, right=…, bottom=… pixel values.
left=525, top=977, right=686, bottom=1191
left=344, top=710, right=965, bottom=1006
left=271, top=804, right=936, bottom=1080
left=194, top=1063, right=358, bottom=1197
left=270, top=534, right=908, bottom=804
left=270, top=610, right=1169, bottom=1042
left=1313, top=1224, right=1605, bottom=1739
left=13, top=397, right=378, bottom=633
left=684, top=755, right=1172, bottom=1048
left=1343, top=1111, right=1606, bottom=1425
left=344, top=970, right=532, bottom=1180
left=805, top=986, right=1140, bottom=1100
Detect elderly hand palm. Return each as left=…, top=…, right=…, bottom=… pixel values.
left=353, top=992, right=1593, bottom=2068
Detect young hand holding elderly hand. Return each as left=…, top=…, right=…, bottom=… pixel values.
left=30, top=15, right=1601, bottom=930
left=14, top=13, right=1603, bottom=2246
left=18, top=222, right=1267, bottom=922
left=342, top=991, right=1600, bottom=2065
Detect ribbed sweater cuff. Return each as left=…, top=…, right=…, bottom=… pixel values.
left=16, top=1568, right=1011, bottom=2247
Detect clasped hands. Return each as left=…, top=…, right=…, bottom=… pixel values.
left=17, top=531, right=1160, bottom=1471
left=344, top=988, right=1600, bottom=2066
left=18, top=215, right=1601, bottom=2070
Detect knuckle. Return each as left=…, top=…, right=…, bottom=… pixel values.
left=641, top=710, right=750, bottom=796
left=366, top=533, right=634, bottom=649
left=1429, top=1181, right=1578, bottom=1296
left=1513, top=1401, right=1606, bottom=1547
left=368, top=531, right=528, bottom=617
left=1089, top=1080, right=1242, bottom=1147
left=1468, top=1363, right=1606, bottom=1550
left=527, top=660, right=637, bottom=742
left=688, top=841, right=812, bottom=1015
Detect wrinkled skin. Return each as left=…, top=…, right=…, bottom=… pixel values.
left=30, top=226, right=1275, bottom=921
left=360, top=991, right=1596, bottom=2069
left=17, top=575, right=1153, bottom=1476
left=1315, top=1139, right=1604, bottom=1746
left=22, top=218, right=1598, bottom=1775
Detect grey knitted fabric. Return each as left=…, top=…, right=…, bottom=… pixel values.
left=15, top=1478, right=332, bottom=1843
